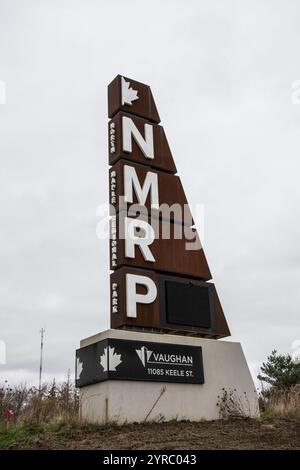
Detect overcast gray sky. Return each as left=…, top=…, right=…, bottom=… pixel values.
left=0, top=0, right=299, bottom=387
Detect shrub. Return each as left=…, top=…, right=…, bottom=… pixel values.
left=0, top=380, right=80, bottom=426
left=258, top=350, right=300, bottom=390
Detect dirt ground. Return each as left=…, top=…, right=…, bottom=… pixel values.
left=8, top=418, right=300, bottom=450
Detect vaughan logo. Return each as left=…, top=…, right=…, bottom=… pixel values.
left=135, top=346, right=153, bottom=366
left=121, top=77, right=139, bottom=106
left=100, top=346, right=122, bottom=372
left=76, top=357, right=83, bottom=380
left=136, top=346, right=193, bottom=367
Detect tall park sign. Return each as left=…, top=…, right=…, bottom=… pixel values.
left=76, top=76, right=259, bottom=423
left=108, top=75, right=229, bottom=337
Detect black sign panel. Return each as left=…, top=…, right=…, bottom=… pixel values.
left=76, top=339, right=204, bottom=387
left=159, top=275, right=217, bottom=333
left=165, top=280, right=213, bottom=329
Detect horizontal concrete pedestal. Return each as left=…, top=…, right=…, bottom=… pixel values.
left=79, top=329, right=259, bottom=424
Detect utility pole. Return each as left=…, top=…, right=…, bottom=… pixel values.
left=39, top=328, right=45, bottom=391
left=67, top=368, right=70, bottom=407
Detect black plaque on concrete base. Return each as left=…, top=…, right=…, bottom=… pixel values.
left=76, top=339, right=204, bottom=387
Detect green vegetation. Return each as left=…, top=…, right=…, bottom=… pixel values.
left=258, top=350, right=300, bottom=419
left=0, top=350, right=299, bottom=448
left=258, top=350, right=300, bottom=389
left=0, top=422, right=44, bottom=448
left=0, top=420, right=107, bottom=449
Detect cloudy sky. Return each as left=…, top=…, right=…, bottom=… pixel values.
left=0, top=0, right=299, bottom=387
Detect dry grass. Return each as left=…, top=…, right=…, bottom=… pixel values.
left=0, top=380, right=79, bottom=426
left=216, top=388, right=258, bottom=419
left=1, top=381, right=299, bottom=426
left=0, top=381, right=299, bottom=449
left=260, top=385, right=300, bottom=419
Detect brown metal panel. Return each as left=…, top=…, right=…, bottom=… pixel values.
left=110, top=215, right=212, bottom=280
left=107, top=74, right=231, bottom=340
left=211, top=284, right=231, bottom=337
left=108, top=112, right=177, bottom=174
left=109, top=159, right=193, bottom=225
left=110, top=267, right=230, bottom=338
left=108, top=75, right=160, bottom=123
left=110, top=267, right=160, bottom=329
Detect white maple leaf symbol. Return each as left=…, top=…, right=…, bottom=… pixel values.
left=100, top=346, right=122, bottom=372
left=121, top=77, right=139, bottom=106
left=76, top=357, right=83, bottom=380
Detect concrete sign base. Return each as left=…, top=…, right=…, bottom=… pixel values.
left=78, top=329, right=259, bottom=424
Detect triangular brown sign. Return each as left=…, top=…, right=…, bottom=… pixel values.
left=108, top=75, right=230, bottom=339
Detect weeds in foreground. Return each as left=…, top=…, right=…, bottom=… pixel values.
left=259, top=385, right=300, bottom=420
left=1, top=381, right=299, bottom=448
left=216, top=388, right=256, bottom=419
left=0, top=380, right=79, bottom=426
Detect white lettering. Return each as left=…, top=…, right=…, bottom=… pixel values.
left=124, top=165, right=159, bottom=208
left=124, top=217, right=155, bottom=262
left=126, top=274, right=157, bottom=318
left=122, top=116, right=154, bottom=159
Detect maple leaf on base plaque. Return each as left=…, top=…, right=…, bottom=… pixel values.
left=100, top=346, right=122, bottom=372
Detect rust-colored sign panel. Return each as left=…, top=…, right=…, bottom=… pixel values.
left=111, top=267, right=160, bottom=330
left=109, top=159, right=193, bottom=225
left=108, top=75, right=160, bottom=123
left=110, top=266, right=230, bottom=338
left=108, top=112, right=176, bottom=174
left=110, top=214, right=211, bottom=280
left=107, top=74, right=231, bottom=339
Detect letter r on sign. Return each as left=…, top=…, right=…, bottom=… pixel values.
left=125, top=217, right=155, bottom=262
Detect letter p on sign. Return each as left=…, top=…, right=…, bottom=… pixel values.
left=126, top=274, right=157, bottom=318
